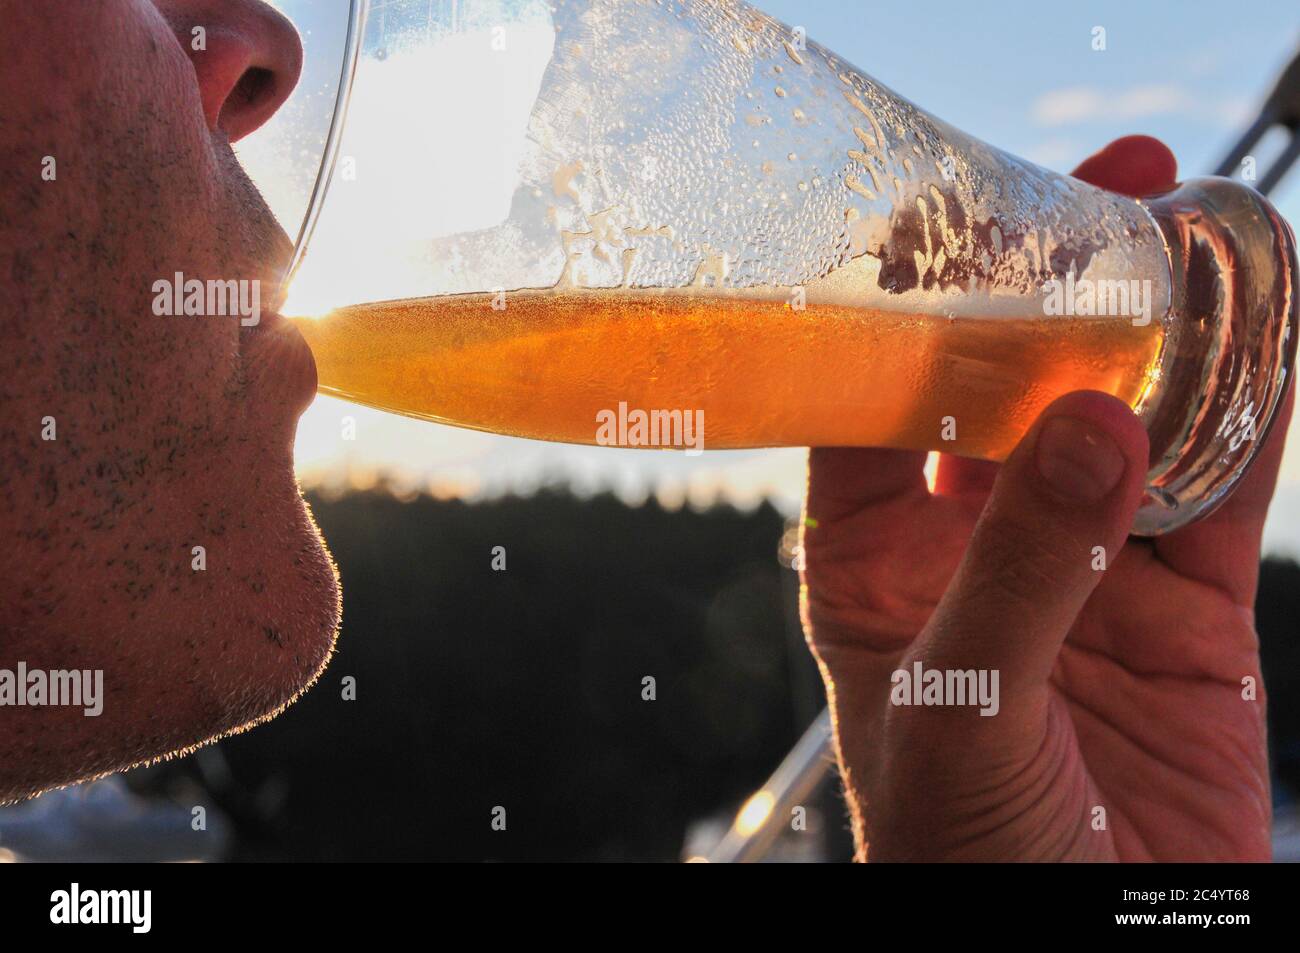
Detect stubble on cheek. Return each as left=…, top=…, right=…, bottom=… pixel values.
left=0, top=0, right=339, bottom=799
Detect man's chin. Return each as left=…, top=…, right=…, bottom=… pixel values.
left=179, top=494, right=342, bottom=754
left=0, top=494, right=340, bottom=805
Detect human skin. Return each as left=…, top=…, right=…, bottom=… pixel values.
left=802, top=136, right=1293, bottom=861
left=0, top=0, right=337, bottom=801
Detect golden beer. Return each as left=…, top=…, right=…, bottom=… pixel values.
left=291, top=288, right=1164, bottom=460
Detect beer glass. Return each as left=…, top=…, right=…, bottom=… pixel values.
left=281, top=0, right=1298, bottom=535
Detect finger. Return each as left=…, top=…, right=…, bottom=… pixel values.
left=1154, top=383, right=1295, bottom=607
left=934, top=455, right=1000, bottom=498
left=806, top=447, right=929, bottom=524
left=919, top=391, right=1149, bottom=693
left=1071, top=134, right=1178, bottom=197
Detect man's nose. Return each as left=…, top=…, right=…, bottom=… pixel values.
left=156, top=0, right=304, bottom=142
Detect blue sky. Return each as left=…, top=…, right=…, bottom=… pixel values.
left=760, top=0, right=1298, bottom=213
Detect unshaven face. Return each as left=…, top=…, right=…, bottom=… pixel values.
left=0, top=0, right=339, bottom=801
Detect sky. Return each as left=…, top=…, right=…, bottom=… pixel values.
left=249, top=0, right=1300, bottom=556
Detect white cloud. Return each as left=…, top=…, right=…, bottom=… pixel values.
left=1023, top=137, right=1084, bottom=168
left=1032, top=87, right=1106, bottom=125
left=1032, top=84, right=1189, bottom=125
left=1030, top=83, right=1244, bottom=127
left=1213, top=97, right=1255, bottom=127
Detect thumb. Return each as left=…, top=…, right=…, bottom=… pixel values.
left=919, top=391, right=1149, bottom=696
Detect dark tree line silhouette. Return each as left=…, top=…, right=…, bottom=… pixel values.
left=131, top=488, right=1300, bottom=861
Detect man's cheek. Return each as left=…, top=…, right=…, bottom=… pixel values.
left=6, top=0, right=193, bottom=113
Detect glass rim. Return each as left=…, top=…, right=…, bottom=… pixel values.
left=282, top=0, right=370, bottom=293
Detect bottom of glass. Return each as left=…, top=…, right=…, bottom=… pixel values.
left=1133, top=177, right=1297, bottom=537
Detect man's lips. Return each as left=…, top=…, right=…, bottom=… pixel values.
left=241, top=310, right=319, bottom=419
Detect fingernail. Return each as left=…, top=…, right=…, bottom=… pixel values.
left=1034, top=415, right=1126, bottom=503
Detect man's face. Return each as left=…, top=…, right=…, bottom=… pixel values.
left=0, top=0, right=339, bottom=800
